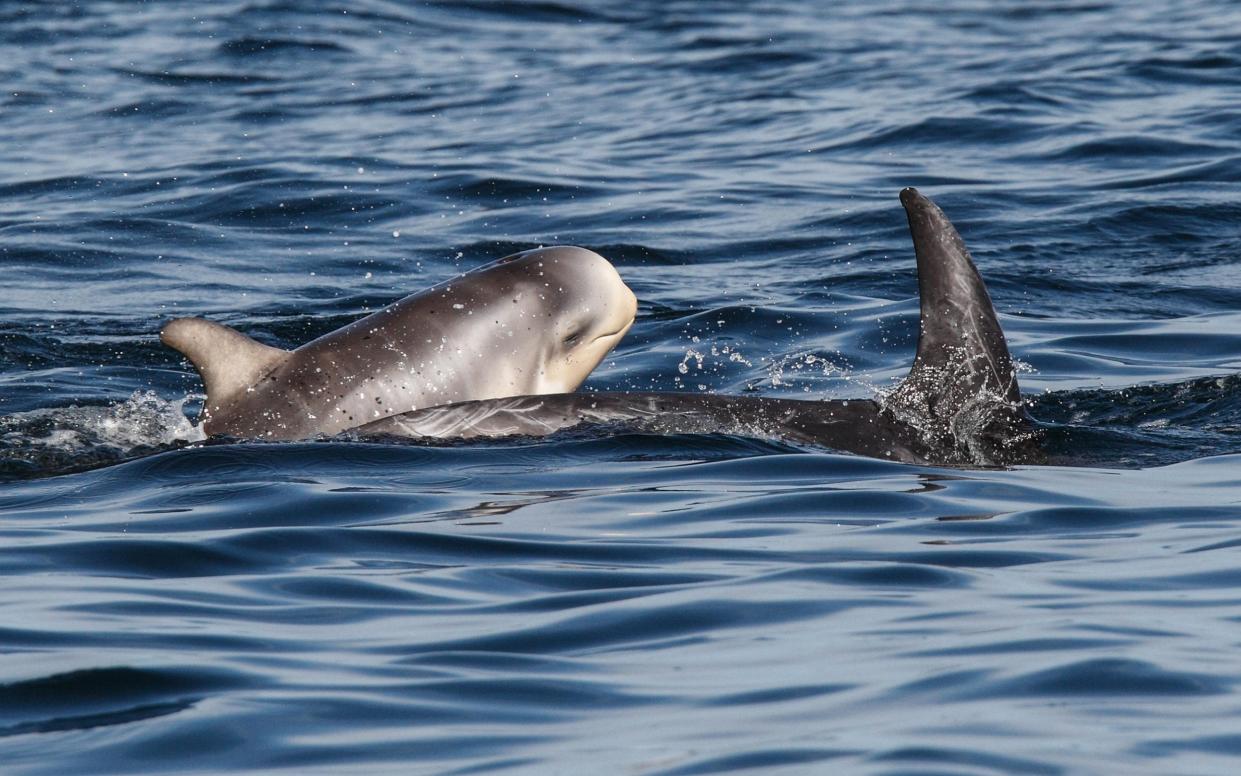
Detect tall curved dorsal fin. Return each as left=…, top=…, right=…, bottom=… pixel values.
left=884, top=189, right=1037, bottom=465
left=160, top=317, right=289, bottom=411
left=899, top=187, right=1020, bottom=404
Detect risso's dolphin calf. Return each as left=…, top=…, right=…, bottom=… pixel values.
left=354, top=190, right=1044, bottom=467
left=162, top=246, right=638, bottom=440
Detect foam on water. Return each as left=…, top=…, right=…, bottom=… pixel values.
left=0, top=391, right=204, bottom=480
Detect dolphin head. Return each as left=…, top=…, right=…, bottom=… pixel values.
left=434, top=246, right=636, bottom=397
left=494, top=246, right=637, bottom=393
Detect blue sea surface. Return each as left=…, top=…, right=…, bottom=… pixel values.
left=3, top=1, right=1241, bottom=773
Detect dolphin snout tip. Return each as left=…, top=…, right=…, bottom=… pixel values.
left=619, top=282, right=638, bottom=320
left=899, top=187, right=922, bottom=207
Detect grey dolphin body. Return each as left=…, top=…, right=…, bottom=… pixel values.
left=162, top=246, right=638, bottom=440
left=355, top=190, right=1044, bottom=467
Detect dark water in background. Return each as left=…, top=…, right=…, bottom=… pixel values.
left=3, top=0, right=1241, bottom=772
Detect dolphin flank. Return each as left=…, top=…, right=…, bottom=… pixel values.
left=354, top=190, right=1044, bottom=467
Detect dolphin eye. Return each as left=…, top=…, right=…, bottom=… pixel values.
left=563, top=329, right=583, bottom=345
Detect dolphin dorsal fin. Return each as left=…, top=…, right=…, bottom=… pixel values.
left=898, top=187, right=1020, bottom=404
left=160, top=318, right=289, bottom=409
left=883, top=189, right=1035, bottom=465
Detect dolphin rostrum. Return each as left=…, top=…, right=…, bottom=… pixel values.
left=353, top=190, right=1043, bottom=467
left=161, top=246, right=638, bottom=440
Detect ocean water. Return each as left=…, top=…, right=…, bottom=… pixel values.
left=3, top=0, right=1241, bottom=773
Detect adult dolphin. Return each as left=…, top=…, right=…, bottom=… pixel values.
left=162, top=246, right=638, bottom=440
left=353, top=190, right=1044, bottom=467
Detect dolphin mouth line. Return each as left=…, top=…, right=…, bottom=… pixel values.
left=588, top=317, right=636, bottom=345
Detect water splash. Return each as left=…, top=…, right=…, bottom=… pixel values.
left=671, top=336, right=758, bottom=391
left=877, top=345, right=1040, bottom=466
left=0, top=391, right=204, bottom=480
left=764, top=350, right=879, bottom=396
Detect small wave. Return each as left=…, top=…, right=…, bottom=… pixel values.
left=826, top=116, right=1049, bottom=152
left=422, top=0, right=634, bottom=24
left=1034, top=374, right=1241, bottom=466
left=217, top=37, right=353, bottom=57
left=441, top=175, right=607, bottom=204
left=680, top=49, right=819, bottom=75
left=113, top=68, right=280, bottom=86
left=1096, top=156, right=1241, bottom=190
left=96, top=98, right=199, bottom=120
left=1032, top=134, right=1224, bottom=164
left=593, top=244, right=694, bottom=267
left=1128, top=53, right=1241, bottom=84
left=0, top=664, right=239, bottom=737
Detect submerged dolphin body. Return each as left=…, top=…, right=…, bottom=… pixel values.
left=354, top=190, right=1044, bottom=467
left=162, top=246, right=638, bottom=440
